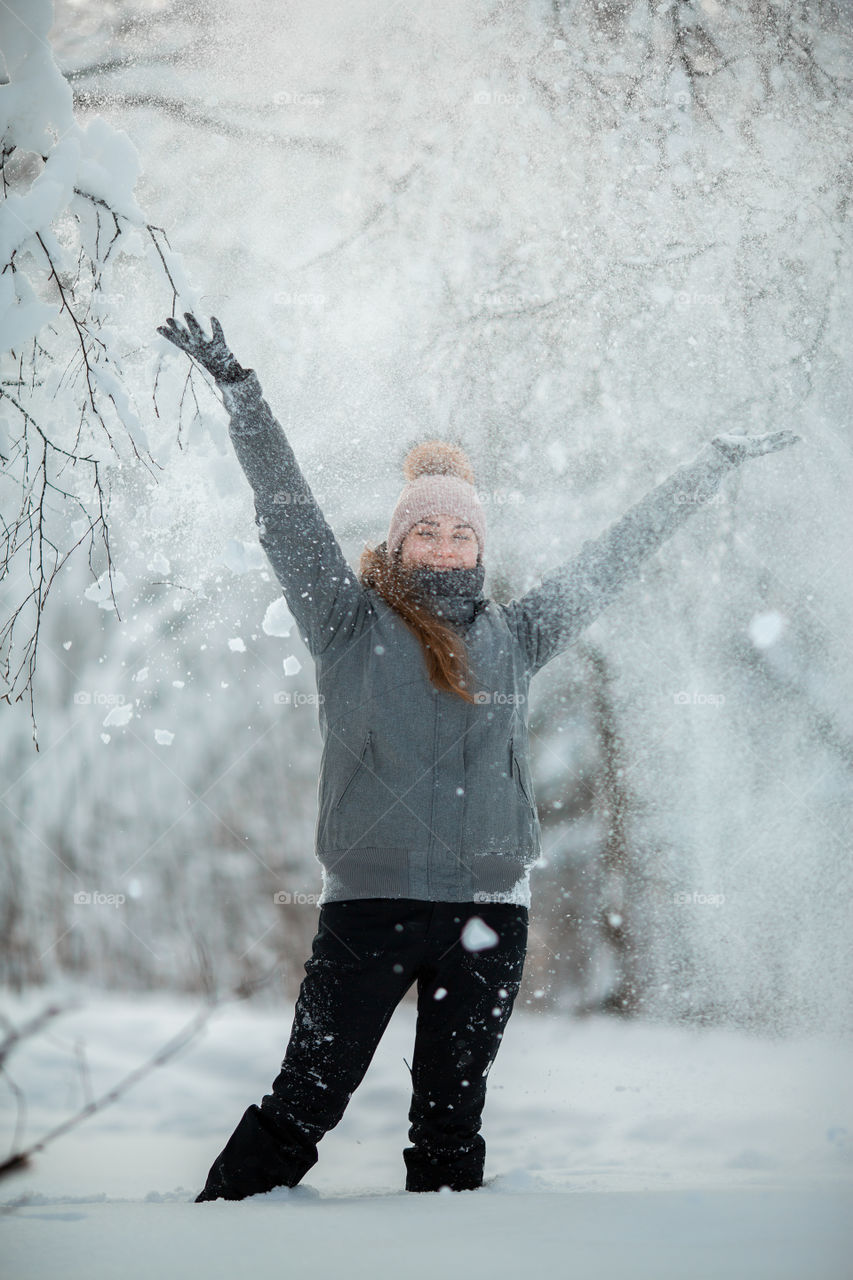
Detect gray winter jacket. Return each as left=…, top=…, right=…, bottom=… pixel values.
left=221, top=371, right=738, bottom=906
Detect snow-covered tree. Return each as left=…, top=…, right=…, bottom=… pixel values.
left=0, top=0, right=200, bottom=740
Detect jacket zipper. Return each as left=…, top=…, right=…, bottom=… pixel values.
left=427, top=689, right=439, bottom=862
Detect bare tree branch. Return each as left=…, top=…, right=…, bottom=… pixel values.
left=0, top=967, right=280, bottom=1200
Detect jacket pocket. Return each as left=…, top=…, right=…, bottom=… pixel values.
left=510, top=736, right=535, bottom=809
left=333, top=729, right=372, bottom=811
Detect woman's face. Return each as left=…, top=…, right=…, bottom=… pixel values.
left=399, top=514, right=478, bottom=570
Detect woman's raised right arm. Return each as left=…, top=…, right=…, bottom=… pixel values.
left=157, top=313, right=367, bottom=658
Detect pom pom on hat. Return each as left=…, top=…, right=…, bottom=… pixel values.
left=403, top=440, right=476, bottom=485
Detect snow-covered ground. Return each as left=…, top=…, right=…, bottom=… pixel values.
left=1, top=985, right=851, bottom=1278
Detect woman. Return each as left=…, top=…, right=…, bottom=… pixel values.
left=157, top=313, right=799, bottom=1199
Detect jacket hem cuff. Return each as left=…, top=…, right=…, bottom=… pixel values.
left=219, top=369, right=263, bottom=416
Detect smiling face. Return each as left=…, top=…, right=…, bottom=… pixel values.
left=398, top=514, right=479, bottom=570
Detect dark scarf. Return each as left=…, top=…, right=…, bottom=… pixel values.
left=404, top=563, right=487, bottom=627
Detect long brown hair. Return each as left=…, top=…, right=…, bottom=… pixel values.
left=359, top=540, right=478, bottom=703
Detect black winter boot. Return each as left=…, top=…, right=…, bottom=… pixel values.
left=194, top=1104, right=316, bottom=1202
left=403, top=1140, right=485, bottom=1192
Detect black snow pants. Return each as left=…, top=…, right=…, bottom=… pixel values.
left=196, top=897, right=528, bottom=1199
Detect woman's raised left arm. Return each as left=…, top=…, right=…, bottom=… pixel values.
left=505, top=430, right=801, bottom=676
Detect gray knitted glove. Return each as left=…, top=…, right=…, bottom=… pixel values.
left=157, top=313, right=250, bottom=383
left=710, top=429, right=801, bottom=465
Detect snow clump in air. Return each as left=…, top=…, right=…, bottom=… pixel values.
left=461, top=918, right=499, bottom=952
left=263, top=597, right=294, bottom=637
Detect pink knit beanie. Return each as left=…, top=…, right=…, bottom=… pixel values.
left=387, top=441, right=486, bottom=562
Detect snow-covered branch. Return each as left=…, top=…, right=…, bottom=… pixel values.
left=0, top=0, right=198, bottom=743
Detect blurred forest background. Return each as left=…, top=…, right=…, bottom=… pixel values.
left=1, top=0, right=851, bottom=1035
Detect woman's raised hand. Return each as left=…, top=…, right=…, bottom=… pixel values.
left=157, top=312, right=249, bottom=383
left=710, top=430, right=802, bottom=464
